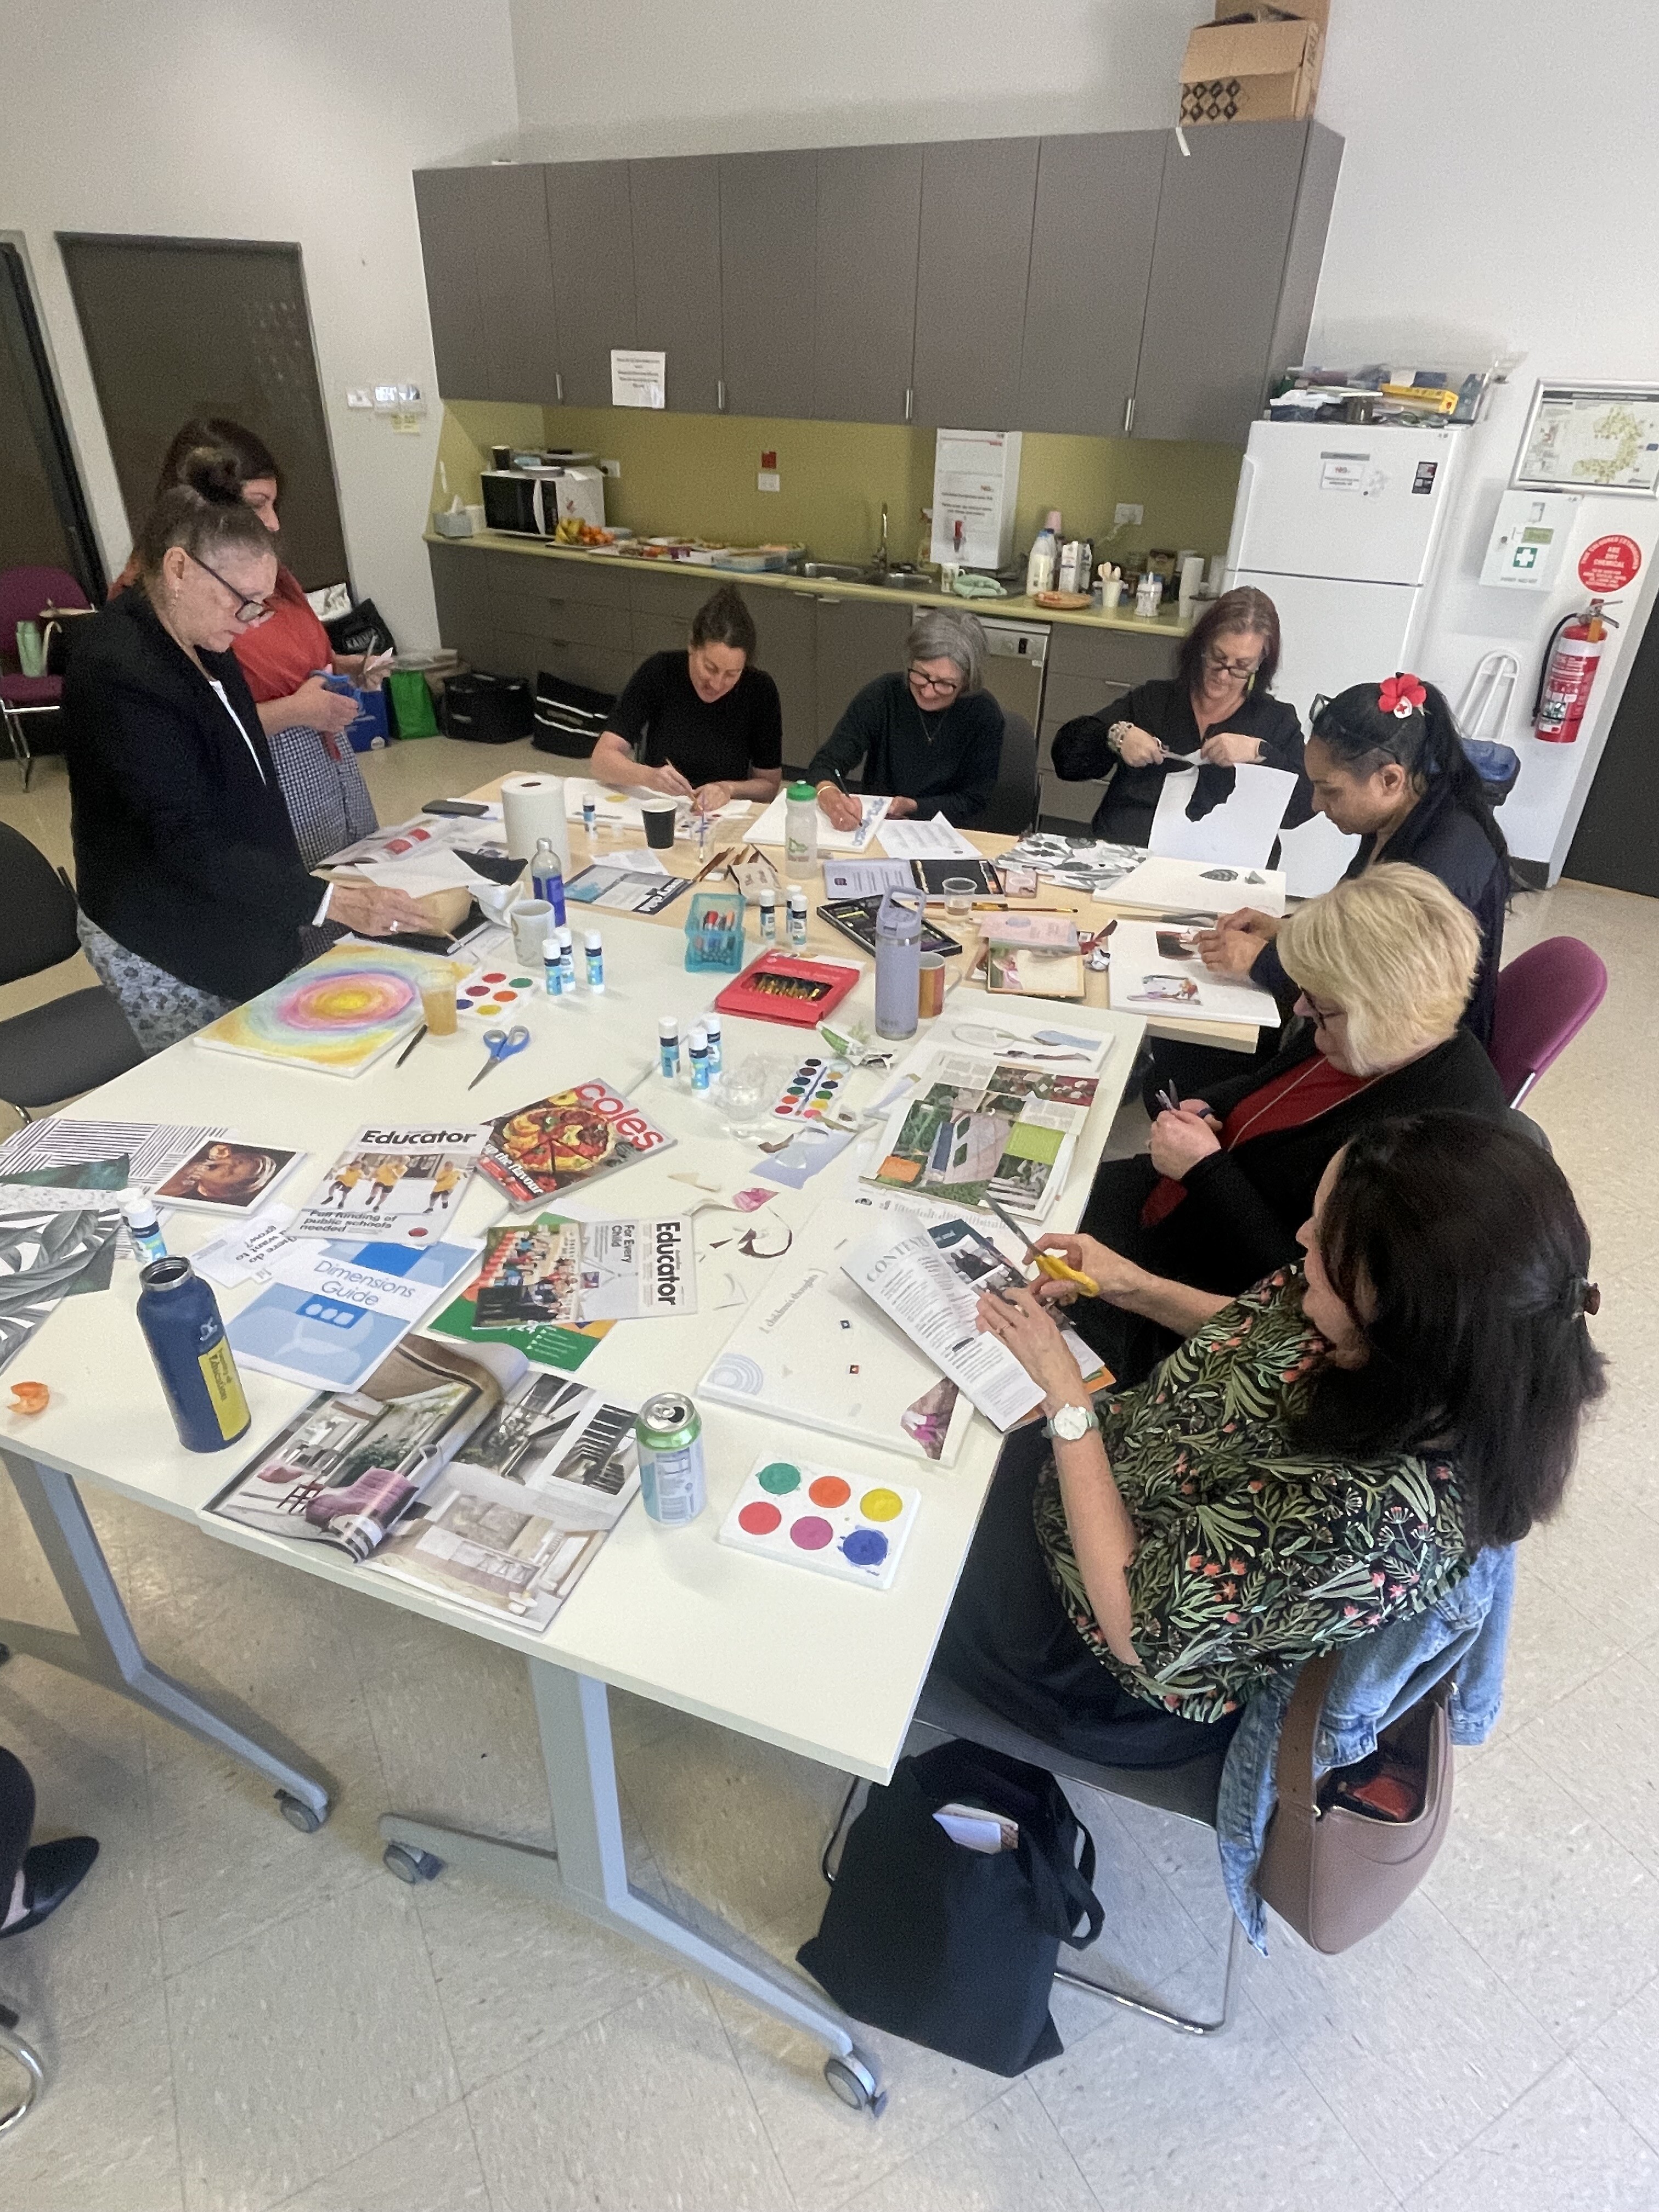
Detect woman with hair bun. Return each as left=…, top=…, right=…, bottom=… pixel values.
left=1200, top=672, right=1512, bottom=1044
left=63, top=454, right=427, bottom=1052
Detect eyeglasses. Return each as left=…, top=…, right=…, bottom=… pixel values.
left=1204, top=647, right=1262, bottom=679
left=908, top=666, right=962, bottom=698
left=190, top=551, right=274, bottom=626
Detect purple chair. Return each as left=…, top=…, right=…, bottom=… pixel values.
left=1489, top=937, right=1607, bottom=1107
left=1, top=565, right=91, bottom=789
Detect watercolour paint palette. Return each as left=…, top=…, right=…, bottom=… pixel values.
left=769, top=1054, right=852, bottom=1124
left=455, top=967, right=543, bottom=1018
left=716, top=1454, right=919, bottom=1589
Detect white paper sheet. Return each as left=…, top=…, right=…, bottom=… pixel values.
left=357, top=850, right=491, bottom=895
left=1278, top=812, right=1361, bottom=900
left=876, top=816, right=981, bottom=861
left=749, top=791, right=890, bottom=853
left=1149, top=762, right=1297, bottom=869
left=822, top=858, right=916, bottom=899
left=602, top=845, right=669, bottom=876
left=1111, top=855, right=1287, bottom=918
left=1106, top=918, right=1278, bottom=1026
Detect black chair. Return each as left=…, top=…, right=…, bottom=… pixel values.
left=828, top=1668, right=1243, bottom=2038
left=977, top=710, right=1040, bottom=838
left=0, top=823, right=145, bottom=1115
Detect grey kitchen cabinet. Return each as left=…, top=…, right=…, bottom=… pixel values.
left=736, top=584, right=816, bottom=768
left=812, top=143, right=923, bottom=425
left=630, top=157, right=723, bottom=413
left=911, top=138, right=1040, bottom=430
left=544, top=161, right=636, bottom=408
left=718, top=150, right=817, bottom=420
left=810, top=596, right=915, bottom=753
left=473, top=164, right=560, bottom=404
left=1017, top=133, right=1164, bottom=437
left=413, top=170, right=490, bottom=399
left=1133, top=120, right=1341, bottom=446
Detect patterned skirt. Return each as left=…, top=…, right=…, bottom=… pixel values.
left=76, top=915, right=237, bottom=1055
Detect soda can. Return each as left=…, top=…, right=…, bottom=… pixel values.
left=636, top=1391, right=706, bottom=1526
left=137, top=1255, right=251, bottom=1452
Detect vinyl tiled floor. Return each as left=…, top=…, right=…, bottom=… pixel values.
left=3, top=743, right=1658, bottom=2211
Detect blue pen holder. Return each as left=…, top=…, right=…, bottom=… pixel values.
left=684, top=890, right=747, bottom=972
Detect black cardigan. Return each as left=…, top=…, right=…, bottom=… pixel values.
left=63, top=590, right=322, bottom=1001
left=1051, top=676, right=1307, bottom=845
left=1092, top=1027, right=1510, bottom=1298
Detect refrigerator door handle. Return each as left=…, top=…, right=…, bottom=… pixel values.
left=1224, top=454, right=1256, bottom=575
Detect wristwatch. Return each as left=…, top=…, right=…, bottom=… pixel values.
left=1043, top=1401, right=1095, bottom=1443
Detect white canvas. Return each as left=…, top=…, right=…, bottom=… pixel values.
left=1111, top=855, right=1286, bottom=918
left=1106, top=918, right=1279, bottom=1027
left=1149, top=761, right=1297, bottom=868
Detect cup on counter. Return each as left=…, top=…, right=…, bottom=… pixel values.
left=1098, top=578, right=1123, bottom=611
left=510, top=898, right=554, bottom=964
left=640, top=795, right=679, bottom=851
left=419, top=978, right=459, bottom=1038
left=917, top=952, right=947, bottom=1020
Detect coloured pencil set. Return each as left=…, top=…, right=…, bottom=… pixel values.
left=713, top=951, right=861, bottom=1028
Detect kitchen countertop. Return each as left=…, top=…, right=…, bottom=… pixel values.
left=424, top=528, right=1193, bottom=639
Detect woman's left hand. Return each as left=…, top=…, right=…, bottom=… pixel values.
left=975, top=1282, right=1086, bottom=1406
left=1148, top=1105, right=1223, bottom=1178
left=1197, top=730, right=1263, bottom=766
left=1195, top=927, right=1263, bottom=977
left=691, top=781, right=734, bottom=816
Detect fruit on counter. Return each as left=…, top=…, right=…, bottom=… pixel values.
left=553, top=515, right=616, bottom=545
left=7, top=1380, right=49, bottom=1414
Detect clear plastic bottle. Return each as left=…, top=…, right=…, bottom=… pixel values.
left=784, top=782, right=819, bottom=878
left=1025, top=510, right=1062, bottom=596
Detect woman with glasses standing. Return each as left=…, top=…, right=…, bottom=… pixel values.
left=1051, top=587, right=1304, bottom=846
left=63, top=453, right=428, bottom=1052
left=808, top=608, right=1005, bottom=830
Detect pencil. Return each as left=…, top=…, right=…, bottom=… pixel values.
left=394, top=1024, right=428, bottom=1068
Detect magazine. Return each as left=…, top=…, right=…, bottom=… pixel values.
left=864, top=1052, right=1099, bottom=1219
left=1105, top=918, right=1280, bottom=1025
left=289, top=1121, right=486, bottom=1245
left=467, top=1212, right=695, bottom=1328
left=995, top=833, right=1146, bottom=900
left=1110, top=854, right=1288, bottom=917
left=982, top=913, right=1085, bottom=1001
left=224, top=1235, right=482, bottom=1392
left=210, top=1335, right=639, bottom=1633
left=563, top=862, right=692, bottom=915
left=478, top=1080, right=676, bottom=1209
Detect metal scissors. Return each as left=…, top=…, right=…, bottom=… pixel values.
left=983, top=1195, right=1101, bottom=1298
left=466, top=1024, right=531, bottom=1090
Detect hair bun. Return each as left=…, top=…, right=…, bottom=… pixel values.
left=180, top=445, right=246, bottom=506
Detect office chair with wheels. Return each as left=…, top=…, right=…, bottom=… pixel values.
left=0, top=823, right=145, bottom=1114
left=0, top=566, right=89, bottom=789
left=1489, top=937, right=1607, bottom=1106
left=977, top=710, right=1040, bottom=838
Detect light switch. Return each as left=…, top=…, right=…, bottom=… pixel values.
left=345, top=388, right=373, bottom=409
left=758, top=470, right=781, bottom=493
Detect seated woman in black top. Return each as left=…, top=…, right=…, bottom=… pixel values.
left=589, top=585, right=783, bottom=815
left=1072, top=864, right=1509, bottom=1387
left=63, top=455, right=427, bottom=1054
left=1051, top=586, right=1305, bottom=845
left=1198, top=675, right=1512, bottom=1046
left=807, top=609, right=1005, bottom=831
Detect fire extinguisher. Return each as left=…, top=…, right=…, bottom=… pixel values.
left=1533, top=598, right=1619, bottom=743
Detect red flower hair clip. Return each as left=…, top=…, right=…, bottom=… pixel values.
left=1377, top=671, right=1426, bottom=719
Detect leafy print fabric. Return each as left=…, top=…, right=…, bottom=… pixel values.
left=0, top=1207, right=121, bottom=1373
left=1033, top=1267, right=1471, bottom=1723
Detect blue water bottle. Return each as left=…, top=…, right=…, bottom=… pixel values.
left=531, top=837, right=566, bottom=927
left=137, top=1257, right=251, bottom=1452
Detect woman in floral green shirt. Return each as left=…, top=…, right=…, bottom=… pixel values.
left=935, top=1114, right=1604, bottom=1765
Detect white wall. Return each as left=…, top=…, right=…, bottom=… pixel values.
left=0, top=0, right=520, bottom=650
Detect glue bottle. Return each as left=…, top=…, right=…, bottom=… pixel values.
left=758, top=887, right=777, bottom=943
left=658, top=1016, right=681, bottom=1081
left=688, top=1023, right=712, bottom=1093
left=584, top=929, right=605, bottom=993
left=125, top=1197, right=168, bottom=1268
left=704, top=1012, right=724, bottom=1078
left=557, top=925, right=576, bottom=995
left=787, top=886, right=809, bottom=949
left=544, top=929, right=564, bottom=997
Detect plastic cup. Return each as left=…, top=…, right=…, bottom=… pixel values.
left=419, top=979, right=458, bottom=1037
left=941, top=876, right=977, bottom=922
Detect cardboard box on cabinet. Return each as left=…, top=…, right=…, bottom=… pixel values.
left=1179, top=3, right=1328, bottom=126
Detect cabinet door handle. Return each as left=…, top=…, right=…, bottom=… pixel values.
left=817, top=595, right=842, bottom=606
left=1124, top=394, right=1136, bottom=435
left=555, top=372, right=564, bottom=403
left=904, top=386, right=913, bottom=423
left=717, top=379, right=726, bottom=412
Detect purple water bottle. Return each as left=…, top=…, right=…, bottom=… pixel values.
left=874, top=890, right=923, bottom=1041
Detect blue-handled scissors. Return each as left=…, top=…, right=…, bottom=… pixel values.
left=466, top=1024, right=531, bottom=1090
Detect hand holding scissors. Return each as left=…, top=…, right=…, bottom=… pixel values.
left=984, top=1195, right=1100, bottom=1298
left=466, top=1024, right=531, bottom=1091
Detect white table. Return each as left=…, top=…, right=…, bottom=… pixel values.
left=0, top=907, right=1142, bottom=2114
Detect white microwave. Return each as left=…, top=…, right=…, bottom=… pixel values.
left=481, top=467, right=606, bottom=537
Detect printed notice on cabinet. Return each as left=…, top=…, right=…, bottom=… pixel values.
left=611, top=350, right=666, bottom=409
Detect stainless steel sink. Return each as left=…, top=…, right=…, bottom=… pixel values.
left=798, top=562, right=866, bottom=582
left=868, top=568, right=932, bottom=589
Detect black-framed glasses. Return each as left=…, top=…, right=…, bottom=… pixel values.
left=1204, top=646, right=1261, bottom=679
left=908, top=665, right=961, bottom=697
left=190, top=550, right=274, bottom=625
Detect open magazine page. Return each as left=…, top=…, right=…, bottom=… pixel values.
left=864, top=1053, right=1098, bottom=1220
left=370, top=1365, right=640, bottom=1631
left=289, top=1121, right=486, bottom=1245
left=843, top=1217, right=1055, bottom=1430
left=209, top=1335, right=524, bottom=1563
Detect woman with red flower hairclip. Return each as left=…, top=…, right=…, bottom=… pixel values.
left=1198, top=673, right=1513, bottom=1046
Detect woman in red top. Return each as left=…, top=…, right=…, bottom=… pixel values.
left=1069, top=864, right=1510, bottom=1385
left=110, top=420, right=379, bottom=865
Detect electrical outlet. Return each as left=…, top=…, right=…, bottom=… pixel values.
left=345, top=388, right=373, bottom=410
left=599, top=458, right=621, bottom=479
left=1114, top=503, right=1143, bottom=528
left=757, top=470, right=781, bottom=493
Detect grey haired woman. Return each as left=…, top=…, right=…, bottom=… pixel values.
left=807, top=607, right=1005, bottom=830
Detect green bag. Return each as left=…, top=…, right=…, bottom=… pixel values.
left=386, top=668, right=438, bottom=738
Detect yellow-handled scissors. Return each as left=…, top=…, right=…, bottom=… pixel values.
left=984, top=1196, right=1099, bottom=1298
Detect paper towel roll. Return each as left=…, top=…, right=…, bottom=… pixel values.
left=1178, top=554, right=1206, bottom=612
left=501, top=774, right=572, bottom=870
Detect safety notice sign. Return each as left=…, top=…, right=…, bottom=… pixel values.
left=1577, top=534, right=1642, bottom=592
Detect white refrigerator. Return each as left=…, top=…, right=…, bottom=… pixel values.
left=1222, top=420, right=1470, bottom=720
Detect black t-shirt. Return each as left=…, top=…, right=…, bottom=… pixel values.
left=607, top=651, right=783, bottom=787
left=1051, top=676, right=1306, bottom=844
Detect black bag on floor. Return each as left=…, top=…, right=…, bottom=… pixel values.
left=440, top=670, right=533, bottom=743
left=323, top=597, right=396, bottom=658
left=533, top=669, right=616, bottom=759
left=798, top=1741, right=1103, bottom=2076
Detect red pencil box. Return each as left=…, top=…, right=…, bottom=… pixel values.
left=713, top=951, right=861, bottom=1027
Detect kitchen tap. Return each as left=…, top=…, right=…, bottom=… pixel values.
left=871, top=501, right=889, bottom=575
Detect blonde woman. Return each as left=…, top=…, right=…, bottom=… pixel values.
left=1070, top=864, right=1511, bottom=1384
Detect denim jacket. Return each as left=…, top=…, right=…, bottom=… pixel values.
left=1215, top=1544, right=1515, bottom=1949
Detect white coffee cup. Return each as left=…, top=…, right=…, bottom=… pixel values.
left=510, top=898, right=553, bottom=964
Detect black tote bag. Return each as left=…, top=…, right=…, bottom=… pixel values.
left=798, top=1741, right=1104, bottom=2076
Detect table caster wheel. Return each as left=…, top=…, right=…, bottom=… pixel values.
left=275, top=1791, right=325, bottom=1834
left=384, top=1843, right=443, bottom=1885
left=823, top=2052, right=886, bottom=2116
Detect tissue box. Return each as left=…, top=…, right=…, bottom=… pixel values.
left=1179, top=4, right=1325, bottom=125
left=433, top=507, right=475, bottom=537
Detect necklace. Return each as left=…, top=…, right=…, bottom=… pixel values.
left=1226, top=1058, right=1379, bottom=1148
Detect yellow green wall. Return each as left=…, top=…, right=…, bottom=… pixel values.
left=431, top=402, right=1242, bottom=572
